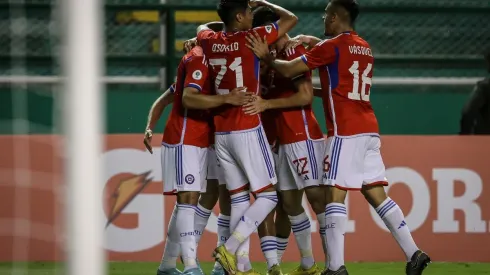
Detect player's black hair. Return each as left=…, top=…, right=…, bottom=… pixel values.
left=217, top=0, right=249, bottom=26
left=252, top=6, right=279, bottom=28
left=330, top=0, right=360, bottom=25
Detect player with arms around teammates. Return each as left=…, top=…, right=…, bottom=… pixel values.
left=195, top=1, right=297, bottom=275
left=246, top=0, right=431, bottom=274
left=146, top=45, right=252, bottom=275
left=246, top=6, right=328, bottom=275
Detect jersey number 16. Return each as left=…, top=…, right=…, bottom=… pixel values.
left=209, top=57, right=244, bottom=95
left=348, top=61, right=372, bottom=102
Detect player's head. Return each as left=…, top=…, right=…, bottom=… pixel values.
left=252, top=6, right=279, bottom=28
left=323, top=0, right=359, bottom=36
left=217, top=0, right=253, bottom=31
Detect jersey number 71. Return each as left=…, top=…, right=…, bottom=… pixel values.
left=209, top=57, right=244, bottom=95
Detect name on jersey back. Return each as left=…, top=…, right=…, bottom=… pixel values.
left=212, top=42, right=239, bottom=53
left=348, top=45, right=373, bottom=57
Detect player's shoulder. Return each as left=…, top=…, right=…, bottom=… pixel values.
left=183, top=46, right=206, bottom=63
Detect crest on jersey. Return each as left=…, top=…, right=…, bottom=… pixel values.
left=265, top=25, right=272, bottom=34
left=192, top=70, right=202, bottom=80
left=185, top=174, right=195, bottom=184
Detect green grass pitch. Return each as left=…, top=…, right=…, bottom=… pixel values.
left=1, top=262, right=490, bottom=275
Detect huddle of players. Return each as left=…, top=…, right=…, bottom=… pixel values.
left=144, top=1, right=432, bottom=275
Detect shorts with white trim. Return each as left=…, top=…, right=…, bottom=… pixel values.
left=277, top=139, right=325, bottom=191
left=215, top=126, right=277, bottom=193
left=323, top=135, right=388, bottom=190
left=161, top=144, right=208, bottom=195
left=207, top=146, right=224, bottom=184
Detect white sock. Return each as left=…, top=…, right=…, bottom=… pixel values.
left=316, top=212, right=327, bottom=263
left=325, top=203, right=347, bottom=271
left=226, top=192, right=278, bottom=254
left=260, top=236, right=279, bottom=269
left=376, top=197, right=419, bottom=262
left=289, top=212, right=314, bottom=269
left=213, top=214, right=231, bottom=270
left=194, top=203, right=212, bottom=245
left=227, top=191, right=252, bottom=272
left=176, top=204, right=198, bottom=271
left=158, top=204, right=181, bottom=271
left=276, top=237, right=289, bottom=263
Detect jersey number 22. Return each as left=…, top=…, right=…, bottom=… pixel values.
left=209, top=57, right=243, bottom=95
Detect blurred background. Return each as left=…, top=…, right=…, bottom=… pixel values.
left=0, top=0, right=489, bottom=274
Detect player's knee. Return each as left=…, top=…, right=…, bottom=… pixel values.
left=256, top=190, right=278, bottom=208
left=281, top=199, right=304, bottom=216
left=361, top=185, right=388, bottom=208
left=177, top=191, right=199, bottom=205
left=199, top=192, right=219, bottom=209
left=325, top=186, right=347, bottom=204
left=305, top=187, right=326, bottom=214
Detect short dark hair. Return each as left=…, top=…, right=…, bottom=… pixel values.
left=330, top=0, right=360, bottom=25
left=217, top=0, right=249, bottom=26
left=252, top=6, right=279, bottom=28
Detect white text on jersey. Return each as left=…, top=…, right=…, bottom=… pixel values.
left=348, top=45, right=373, bottom=57
left=212, top=42, right=239, bottom=53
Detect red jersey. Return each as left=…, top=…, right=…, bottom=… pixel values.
left=197, top=23, right=280, bottom=133
left=262, top=45, right=323, bottom=144
left=300, top=32, right=379, bottom=137
left=162, top=47, right=211, bottom=147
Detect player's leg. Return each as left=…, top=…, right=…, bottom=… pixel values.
left=175, top=145, right=208, bottom=274
left=360, top=136, right=430, bottom=274
left=213, top=134, right=252, bottom=274
left=158, top=145, right=183, bottom=275
left=212, top=181, right=233, bottom=275
left=322, top=137, right=360, bottom=274
left=274, top=193, right=291, bottom=263
left=257, top=209, right=282, bottom=275
left=157, top=203, right=183, bottom=275
left=214, top=128, right=279, bottom=275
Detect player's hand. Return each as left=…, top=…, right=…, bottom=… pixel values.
left=249, top=0, right=266, bottom=8
left=224, top=87, right=253, bottom=106
left=143, top=128, right=153, bottom=154
left=284, top=37, right=303, bottom=51
left=243, top=95, right=269, bottom=115
left=183, top=37, right=198, bottom=53
left=246, top=31, right=271, bottom=60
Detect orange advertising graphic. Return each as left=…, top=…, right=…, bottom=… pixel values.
left=1, top=135, right=489, bottom=262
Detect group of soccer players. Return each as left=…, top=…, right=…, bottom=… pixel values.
left=144, top=0, right=432, bottom=275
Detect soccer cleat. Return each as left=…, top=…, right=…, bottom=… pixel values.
left=213, top=245, right=237, bottom=275
left=286, top=263, right=321, bottom=275
left=405, top=250, right=431, bottom=275
left=320, top=266, right=348, bottom=275
left=267, top=264, right=283, bottom=275
left=182, top=267, right=205, bottom=275
left=157, top=268, right=184, bottom=275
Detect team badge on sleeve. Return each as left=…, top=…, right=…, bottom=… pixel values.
left=265, top=25, right=272, bottom=33
left=192, top=70, right=203, bottom=80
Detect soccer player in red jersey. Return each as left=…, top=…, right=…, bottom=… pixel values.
left=195, top=1, right=298, bottom=275
left=246, top=7, right=327, bottom=275
left=155, top=45, right=251, bottom=275
left=246, top=1, right=431, bottom=274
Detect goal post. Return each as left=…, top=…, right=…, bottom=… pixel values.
left=59, top=0, right=105, bottom=274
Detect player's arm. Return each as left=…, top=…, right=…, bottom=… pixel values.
left=253, top=0, right=298, bottom=38
left=243, top=77, right=313, bottom=115
left=197, top=21, right=224, bottom=34
left=182, top=87, right=251, bottom=109
left=144, top=84, right=175, bottom=153
left=146, top=84, right=175, bottom=131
